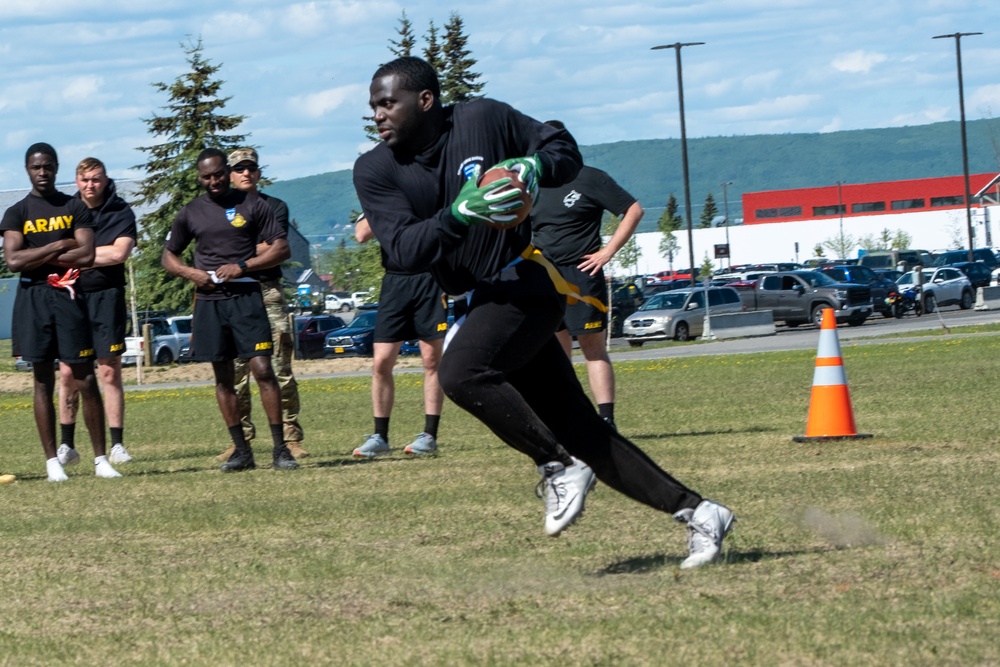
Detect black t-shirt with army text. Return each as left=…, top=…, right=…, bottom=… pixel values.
left=164, top=189, right=282, bottom=300
left=0, top=191, right=95, bottom=283
left=531, top=166, right=636, bottom=265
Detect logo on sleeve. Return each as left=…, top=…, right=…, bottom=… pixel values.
left=458, top=156, right=485, bottom=181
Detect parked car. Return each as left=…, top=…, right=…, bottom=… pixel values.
left=324, top=310, right=378, bottom=357
left=622, top=286, right=744, bottom=345
left=295, top=314, right=347, bottom=359
left=609, top=280, right=646, bottom=337
left=818, top=265, right=897, bottom=317
left=896, top=266, right=974, bottom=312
left=858, top=249, right=926, bottom=271
left=874, top=269, right=903, bottom=283
left=351, top=291, right=373, bottom=306
left=948, top=261, right=992, bottom=289
left=324, top=291, right=354, bottom=312
left=127, top=315, right=192, bottom=365
left=932, top=248, right=1000, bottom=270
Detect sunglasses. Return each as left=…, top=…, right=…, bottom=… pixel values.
left=232, top=164, right=258, bottom=173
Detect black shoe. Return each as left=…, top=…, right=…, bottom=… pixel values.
left=272, top=446, right=299, bottom=470
left=220, top=448, right=256, bottom=472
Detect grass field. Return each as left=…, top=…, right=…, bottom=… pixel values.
left=1, top=332, right=998, bottom=666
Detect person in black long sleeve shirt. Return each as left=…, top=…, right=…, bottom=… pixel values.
left=353, top=57, right=734, bottom=567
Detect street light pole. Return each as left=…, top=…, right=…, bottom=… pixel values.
left=653, top=41, right=704, bottom=287
left=836, top=180, right=845, bottom=256
left=934, top=31, right=982, bottom=263
left=721, top=180, right=732, bottom=268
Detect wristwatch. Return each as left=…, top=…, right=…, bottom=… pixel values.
left=237, top=260, right=248, bottom=274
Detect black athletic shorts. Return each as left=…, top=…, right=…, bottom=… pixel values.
left=80, top=286, right=127, bottom=358
left=12, top=282, right=95, bottom=364
left=190, top=290, right=273, bottom=362
left=555, top=263, right=609, bottom=336
left=374, top=272, right=447, bottom=343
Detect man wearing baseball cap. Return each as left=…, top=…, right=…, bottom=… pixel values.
left=218, top=147, right=307, bottom=462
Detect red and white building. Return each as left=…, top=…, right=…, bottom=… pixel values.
left=628, top=173, right=1000, bottom=275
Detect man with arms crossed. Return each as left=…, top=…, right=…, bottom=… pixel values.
left=56, top=157, right=137, bottom=467
left=531, top=121, right=644, bottom=428
left=215, top=147, right=308, bottom=462
left=162, top=148, right=297, bottom=472
left=1, top=143, right=121, bottom=482
left=354, top=57, right=734, bottom=568
left=351, top=213, right=447, bottom=458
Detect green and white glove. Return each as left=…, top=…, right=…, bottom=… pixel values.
left=492, top=154, right=542, bottom=204
left=451, top=165, right=527, bottom=227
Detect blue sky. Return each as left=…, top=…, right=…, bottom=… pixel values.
left=1, top=0, right=997, bottom=191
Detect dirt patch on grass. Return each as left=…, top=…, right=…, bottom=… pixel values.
left=0, top=356, right=424, bottom=394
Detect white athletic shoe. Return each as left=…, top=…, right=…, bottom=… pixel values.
left=674, top=499, right=736, bottom=569
left=57, top=444, right=80, bottom=466
left=47, top=458, right=68, bottom=483
left=537, top=457, right=596, bottom=537
left=109, top=444, right=133, bottom=464
left=352, top=434, right=390, bottom=458
left=94, top=455, right=122, bottom=479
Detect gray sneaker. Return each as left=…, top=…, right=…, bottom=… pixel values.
left=353, top=434, right=390, bottom=458
left=57, top=444, right=80, bottom=466
left=537, top=457, right=596, bottom=537
left=674, top=499, right=736, bottom=569
left=404, top=433, right=438, bottom=456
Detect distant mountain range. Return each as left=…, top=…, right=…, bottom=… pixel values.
left=265, top=118, right=1000, bottom=246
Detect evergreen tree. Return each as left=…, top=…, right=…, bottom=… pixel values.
left=440, top=12, right=484, bottom=105
left=699, top=192, right=718, bottom=229
left=423, top=20, right=444, bottom=74
left=389, top=10, right=416, bottom=57
left=132, top=39, right=248, bottom=313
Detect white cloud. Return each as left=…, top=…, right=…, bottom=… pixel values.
left=289, top=84, right=367, bottom=118
left=969, top=84, right=1000, bottom=118
left=832, top=50, right=888, bottom=74
left=717, top=94, right=821, bottom=122
left=889, top=106, right=951, bottom=126
left=63, top=75, right=103, bottom=102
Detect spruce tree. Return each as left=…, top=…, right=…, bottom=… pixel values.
left=389, top=10, right=415, bottom=57
left=699, top=192, right=718, bottom=229
left=422, top=20, right=444, bottom=74
left=440, top=12, right=484, bottom=104
left=132, top=39, right=248, bottom=313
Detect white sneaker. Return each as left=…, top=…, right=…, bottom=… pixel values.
left=47, top=457, right=68, bottom=483
left=57, top=444, right=80, bottom=466
left=94, top=455, right=122, bottom=479
left=537, top=457, right=596, bottom=537
left=109, top=443, right=133, bottom=464
left=674, top=499, right=736, bottom=569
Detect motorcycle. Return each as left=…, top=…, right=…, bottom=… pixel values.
left=885, top=285, right=922, bottom=318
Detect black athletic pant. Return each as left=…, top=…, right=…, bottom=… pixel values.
left=438, top=259, right=702, bottom=515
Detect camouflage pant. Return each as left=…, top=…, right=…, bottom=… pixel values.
left=234, top=280, right=303, bottom=443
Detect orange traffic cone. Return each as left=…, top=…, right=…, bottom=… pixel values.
left=793, top=308, right=872, bottom=442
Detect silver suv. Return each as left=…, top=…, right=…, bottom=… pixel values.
left=623, top=286, right=744, bottom=345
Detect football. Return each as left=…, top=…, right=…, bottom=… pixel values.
left=477, top=166, right=533, bottom=229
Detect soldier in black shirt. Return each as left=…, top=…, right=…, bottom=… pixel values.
left=162, top=148, right=297, bottom=473
left=56, top=157, right=138, bottom=469
left=354, top=57, right=735, bottom=567
left=532, top=121, right=645, bottom=428
left=0, top=143, right=121, bottom=482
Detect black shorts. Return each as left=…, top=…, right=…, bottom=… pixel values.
left=554, top=263, right=609, bottom=336
left=80, top=286, right=127, bottom=358
left=12, top=283, right=95, bottom=364
left=190, top=291, right=273, bottom=362
left=375, top=273, right=447, bottom=343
